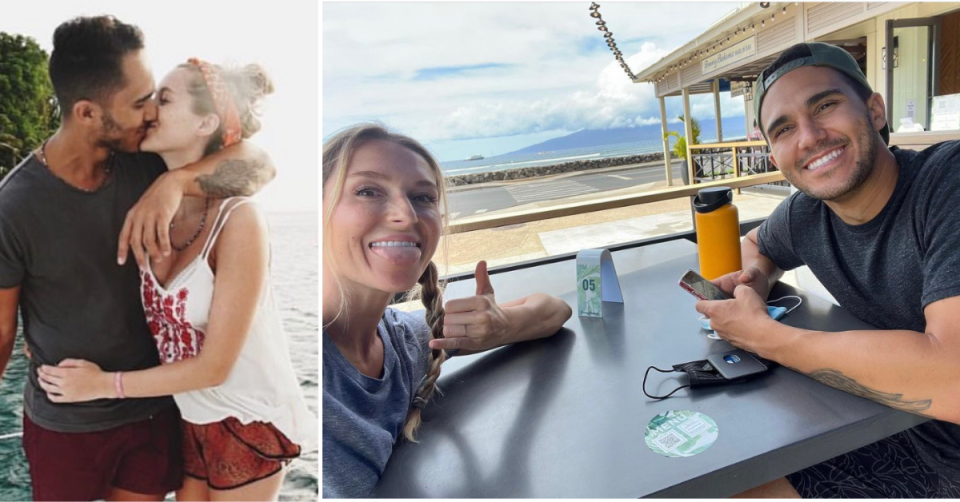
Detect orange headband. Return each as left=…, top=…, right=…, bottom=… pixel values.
left=187, top=58, right=242, bottom=148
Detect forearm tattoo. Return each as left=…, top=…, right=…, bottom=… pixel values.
left=807, top=369, right=933, bottom=416
left=196, top=159, right=268, bottom=198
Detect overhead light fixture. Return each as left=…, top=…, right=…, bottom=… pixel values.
left=760, top=1, right=771, bottom=7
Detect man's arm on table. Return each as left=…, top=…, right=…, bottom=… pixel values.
left=734, top=295, right=959, bottom=424
left=699, top=230, right=960, bottom=425
left=0, top=288, right=20, bottom=379
left=118, top=141, right=276, bottom=267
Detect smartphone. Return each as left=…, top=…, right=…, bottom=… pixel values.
left=706, top=349, right=771, bottom=380
left=678, top=269, right=732, bottom=301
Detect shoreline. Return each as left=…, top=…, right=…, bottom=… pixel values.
left=445, top=152, right=667, bottom=186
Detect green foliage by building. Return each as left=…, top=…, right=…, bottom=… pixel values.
left=0, top=32, right=58, bottom=179
left=663, top=114, right=701, bottom=161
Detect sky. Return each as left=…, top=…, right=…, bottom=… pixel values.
left=323, top=1, right=751, bottom=163
left=0, top=1, right=318, bottom=213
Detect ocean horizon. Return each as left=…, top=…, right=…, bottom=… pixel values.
left=437, top=133, right=746, bottom=178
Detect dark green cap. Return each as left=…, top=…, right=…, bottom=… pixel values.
left=753, top=42, right=889, bottom=144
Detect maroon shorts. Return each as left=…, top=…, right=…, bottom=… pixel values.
left=182, top=417, right=301, bottom=490
left=22, top=406, right=183, bottom=501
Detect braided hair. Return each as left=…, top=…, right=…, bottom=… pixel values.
left=401, top=262, right=446, bottom=442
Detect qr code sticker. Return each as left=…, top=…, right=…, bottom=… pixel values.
left=653, top=430, right=686, bottom=452
left=677, top=416, right=711, bottom=437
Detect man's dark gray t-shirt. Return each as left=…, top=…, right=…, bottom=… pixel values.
left=757, top=141, right=960, bottom=482
left=0, top=152, right=173, bottom=432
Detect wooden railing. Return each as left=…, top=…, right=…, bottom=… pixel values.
left=448, top=170, right=785, bottom=233
left=687, top=140, right=772, bottom=183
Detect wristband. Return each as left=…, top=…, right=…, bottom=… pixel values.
left=114, top=371, right=126, bottom=399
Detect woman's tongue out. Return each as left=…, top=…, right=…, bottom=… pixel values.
left=369, top=241, right=421, bottom=266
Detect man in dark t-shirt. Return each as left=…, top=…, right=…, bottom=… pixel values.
left=696, top=42, right=960, bottom=498
left=0, top=16, right=273, bottom=501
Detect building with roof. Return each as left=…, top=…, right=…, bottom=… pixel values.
left=633, top=2, right=960, bottom=181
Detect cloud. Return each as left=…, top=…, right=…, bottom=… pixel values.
left=417, top=41, right=747, bottom=140
left=323, top=2, right=744, bottom=142
left=413, top=63, right=513, bottom=81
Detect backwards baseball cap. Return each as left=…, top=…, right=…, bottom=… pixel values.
left=753, top=42, right=889, bottom=144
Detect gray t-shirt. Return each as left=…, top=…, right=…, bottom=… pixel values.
left=0, top=152, right=173, bottom=432
left=757, top=141, right=960, bottom=482
left=322, top=308, right=431, bottom=498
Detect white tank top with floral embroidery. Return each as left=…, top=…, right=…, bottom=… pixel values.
left=140, top=197, right=317, bottom=451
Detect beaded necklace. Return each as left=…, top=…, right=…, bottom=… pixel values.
left=170, top=198, right=212, bottom=252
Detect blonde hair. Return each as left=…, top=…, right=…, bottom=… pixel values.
left=180, top=62, right=274, bottom=155
left=322, top=123, right=449, bottom=442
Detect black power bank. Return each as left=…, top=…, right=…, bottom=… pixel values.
left=706, top=349, right=771, bottom=380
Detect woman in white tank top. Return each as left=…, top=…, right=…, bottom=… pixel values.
left=35, top=59, right=317, bottom=501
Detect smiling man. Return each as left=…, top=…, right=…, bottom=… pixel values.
left=695, top=42, right=960, bottom=498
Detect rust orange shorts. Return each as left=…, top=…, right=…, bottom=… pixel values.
left=182, top=417, right=301, bottom=490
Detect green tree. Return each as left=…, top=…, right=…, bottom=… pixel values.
left=0, top=32, right=58, bottom=179
left=662, top=114, right=701, bottom=161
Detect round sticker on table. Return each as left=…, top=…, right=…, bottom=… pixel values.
left=644, top=410, right=718, bottom=457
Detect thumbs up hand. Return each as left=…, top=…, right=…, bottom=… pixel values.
left=429, top=260, right=509, bottom=353
left=473, top=259, right=495, bottom=296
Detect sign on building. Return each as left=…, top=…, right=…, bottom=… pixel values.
left=930, top=94, right=960, bottom=131
left=701, top=36, right=757, bottom=75
left=730, top=81, right=753, bottom=101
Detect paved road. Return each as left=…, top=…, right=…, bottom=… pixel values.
left=446, top=161, right=686, bottom=219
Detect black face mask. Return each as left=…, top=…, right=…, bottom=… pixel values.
left=642, top=356, right=778, bottom=400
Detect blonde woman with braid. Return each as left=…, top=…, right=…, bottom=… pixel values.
left=322, top=123, right=572, bottom=498
left=33, top=59, right=317, bottom=501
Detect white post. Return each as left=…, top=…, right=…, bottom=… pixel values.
left=713, top=79, right=723, bottom=142
left=682, top=87, right=694, bottom=184
left=659, top=96, right=673, bottom=186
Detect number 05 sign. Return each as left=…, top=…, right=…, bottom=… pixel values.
left=576, top=248, right=624, bottom=317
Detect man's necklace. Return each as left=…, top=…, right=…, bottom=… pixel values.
left=170, top=197, right=211, bottom=252
left=34, top=139, right=114, bottom=193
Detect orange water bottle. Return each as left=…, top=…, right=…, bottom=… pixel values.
left=693, top=187, right=742, bottom=280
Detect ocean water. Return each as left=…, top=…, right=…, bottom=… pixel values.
left=437, top=133, right=744, bottom=177
left=438, top=140, right=665, bottom=176
left=0, top=211, right=319, bottom=501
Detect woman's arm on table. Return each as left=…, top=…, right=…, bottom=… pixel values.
left=429, top=261, right=572, bottom=356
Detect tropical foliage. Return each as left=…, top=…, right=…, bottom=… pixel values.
left=662, top=114, right=701, bottom=161
left=0, top=32, right=58, bottom=179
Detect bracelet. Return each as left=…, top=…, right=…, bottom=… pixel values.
left=114, top=371, right=126, bottom=399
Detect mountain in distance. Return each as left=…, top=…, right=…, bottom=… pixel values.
left=506, top=116, right=748, bottom=156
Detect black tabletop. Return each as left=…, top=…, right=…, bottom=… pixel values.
left=375, top=239, right=927, bottom=498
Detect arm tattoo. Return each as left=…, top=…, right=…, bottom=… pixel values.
left=807, top=369, right=933, bottom=416
left=196, top=159, right=267, bottom=198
